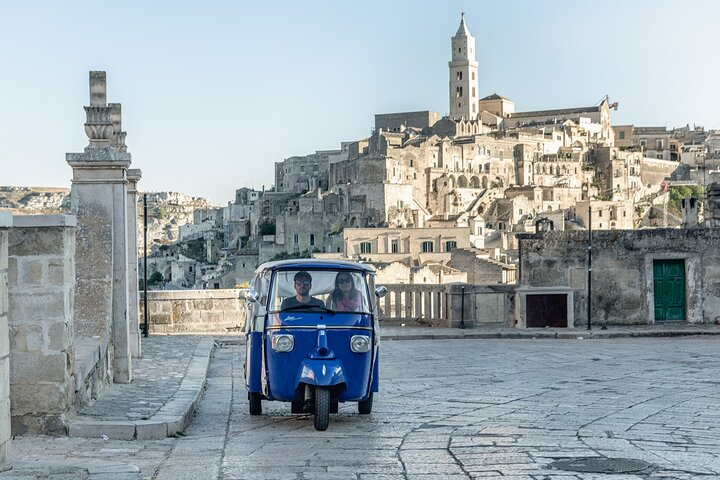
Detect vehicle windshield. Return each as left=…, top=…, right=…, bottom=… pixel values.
left=270, top=270, right=371, bottom=314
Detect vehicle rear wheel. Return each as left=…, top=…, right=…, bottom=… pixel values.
left=358, top=392, right=373, bottom=414
left=248, top=392, right=262, bottom=415
left=313, top=386, right=330, bottom=431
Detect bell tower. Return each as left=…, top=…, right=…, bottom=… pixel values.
left=449, top=13, right=479, bottom=121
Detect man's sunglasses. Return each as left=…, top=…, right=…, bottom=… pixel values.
left=295, top=280, right=311, bottom=286
left=337, top=278, right=352, bottom=284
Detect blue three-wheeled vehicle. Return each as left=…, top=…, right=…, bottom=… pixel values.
left=244, top=260, right=386, bottom=430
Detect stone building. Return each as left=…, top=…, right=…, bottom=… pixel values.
left=343, top=226, right=470, bottom=267
left=517, top=183, right=720, bottom=327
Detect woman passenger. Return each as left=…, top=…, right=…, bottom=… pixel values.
left=326, top=272, right=362, bottom=312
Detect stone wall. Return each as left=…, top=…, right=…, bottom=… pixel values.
left=451, top=248, right=507, bottom=284
left=518, top=228, right=720, bottom=326
left=7, top=215, right=76, bottom=434
left=0, top=212, right=11, bottom=464
left=141, top=289, right=246, bottom=334
left=446, top=284, right=515, bottom=327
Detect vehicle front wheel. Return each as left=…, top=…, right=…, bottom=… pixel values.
left=358, top=392, right=373, bottom=414
left=248, top=392, right=262, bottom=415
left=313, top=386, right=330, bottom=431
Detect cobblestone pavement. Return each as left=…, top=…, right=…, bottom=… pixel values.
left=5, top=336, right=720, bottom=479
left=77, top=336, right=202, bottom=421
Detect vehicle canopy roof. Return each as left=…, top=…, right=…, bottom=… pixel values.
left=254, top=259, right=376, bottom=275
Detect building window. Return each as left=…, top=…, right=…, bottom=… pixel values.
left=309, top=234, right=315, bottom=246
left=619, top=131, right=625, bottom=140
left=598, top=210, right=603, bottom=218
left=391, top=240, right=399, bottom=253
left=293, top=234, right=299, bottom=244
left=445, top=240, right=457, bottom=251
left=472, top=87, right=475, bottom=97
left=472, top=72, right=475, bottom=80
left=360, top=242, right=372, bottom=254
left=657, top=140, right=664, bottom=150
left=300, top=166, right=305, bottom=173
left=421, top=241, right=434, bottom=253
left=456, top=71, right=462, bottom=80
left=313, top=164, right=318, bottom=171
left=456, top=86, right=463, bottom=98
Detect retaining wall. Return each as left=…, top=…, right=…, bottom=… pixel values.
left=141, top=289, right=246, bottom=334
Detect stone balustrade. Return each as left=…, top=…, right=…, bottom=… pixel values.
left=379, top=283, right=515, bottom=327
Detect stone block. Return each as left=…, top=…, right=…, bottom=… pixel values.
left=193, top=299, right=213, bottom=310
left=150, top=313, right=171, bottom=325
left=9, top=382, right=71, bottom=415
left=0, top=359, right=8, bottom=400
left=8, top=228, right=66, bottom=256
left=68, top=421, right=135, bottom=440
left=10, top=351, right=70, bottom=384
left=9, top=324, right=43, bottom=352
left=0, top=317, right=8, bottom=358
left=0, top=271, right=7, bottom=315
left=18, top=259, right=44, bottom=287
left=134, top=420, right=167, bottom=439
left=47, top=258, right=67, bottom=285
left=0, top=399, right=9, bottom=446
left=48, top=321, right=72, bottom=351
left=8, top=291, right=65, bottom=324
left=7, top=257, right=17, bottom=286
left=0, top=231, right=7, bottom=270
left=200, top=310, right=225, bottom=326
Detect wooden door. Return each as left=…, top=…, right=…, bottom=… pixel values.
left=526, top=294, right=567, bottom=328
left=653, top=259, right=686, bottom=322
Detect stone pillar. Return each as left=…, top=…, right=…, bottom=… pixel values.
left=66, top=71, right=133, bottom=383
left=127, top=169, right=142, bottom=358
left=0, top=212, right=11, bottom=464
left=7, top=215, right=76, bottom=435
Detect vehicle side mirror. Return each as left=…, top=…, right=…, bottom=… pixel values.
left=247, top=289, right=260, bottom=303
left=375, top=286, right=388, bottom=298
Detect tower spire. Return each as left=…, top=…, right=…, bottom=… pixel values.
left=449, top=14, right=479, bottom=120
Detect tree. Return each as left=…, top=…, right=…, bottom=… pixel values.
left=258, top=219, right=276, bottom=236
left=148, top=271, right=164, bottom=285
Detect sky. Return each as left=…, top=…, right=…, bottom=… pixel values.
left=1, top=0, right=718, bottom=205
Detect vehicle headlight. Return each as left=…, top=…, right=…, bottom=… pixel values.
left=350, top=335, right=371, bottom=353
left=272, top=334, right=294, bottom=352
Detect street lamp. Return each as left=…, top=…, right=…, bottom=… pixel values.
left=582, top=183, right=592, bottom=331
left=142, top=193, right=149, bottom=337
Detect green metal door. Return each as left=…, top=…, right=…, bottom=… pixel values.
left=653, top=259, right=686, bottom=322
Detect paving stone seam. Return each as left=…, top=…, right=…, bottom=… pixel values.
left=67, top=337, right=214, bottom=440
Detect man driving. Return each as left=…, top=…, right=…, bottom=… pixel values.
left=280, top=271, right=325, bottom=310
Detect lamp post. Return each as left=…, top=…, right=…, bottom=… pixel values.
left=582, top=183, right=592, bottom=330
left=142, top=193, right=149, bottom=337
left=587, top=201, right=592, bottom=331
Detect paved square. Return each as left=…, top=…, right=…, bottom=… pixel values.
left=7, top=337, right=720, bottom=479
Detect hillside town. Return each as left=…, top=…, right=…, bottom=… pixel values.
left=2, top=8, right=720, bottom=478
left=142, top=15, right=719, bottom=291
